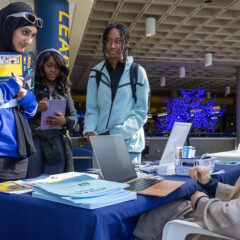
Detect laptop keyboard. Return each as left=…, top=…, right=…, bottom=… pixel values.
left=125, top=178, right=160, bottom=192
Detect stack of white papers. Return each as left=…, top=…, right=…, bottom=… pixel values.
left=16, top=172, right=98, bottom=187
left=32, top=174, right=136, bottom=209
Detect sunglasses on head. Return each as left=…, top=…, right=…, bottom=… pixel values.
left=6, top=12, right=43, bottom=28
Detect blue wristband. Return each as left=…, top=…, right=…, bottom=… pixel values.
left=198, top=177, right=218, bottom=198
left=194, top=195, right=209, bottom=210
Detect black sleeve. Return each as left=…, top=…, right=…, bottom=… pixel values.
left=198, top=177, right=218, bottom=198
left=65, top=95, right=77, bottom=130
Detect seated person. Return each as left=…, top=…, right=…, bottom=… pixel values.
left=133, top=166, right=240, bottom=240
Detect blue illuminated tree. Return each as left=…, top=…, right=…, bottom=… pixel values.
left=162, top=87, right=225, bottom=131
left=156, top=117, right=164, bottom=133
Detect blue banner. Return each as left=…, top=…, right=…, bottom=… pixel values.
left=35, top=0, right=69, bottom=67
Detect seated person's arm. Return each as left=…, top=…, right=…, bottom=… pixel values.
left=189, top=166, right=234, bottom=199
left=189, top=166, right=240, bottom=239
left=189, top=166, right=218, bottom=197
left=215, top=182, right=235, bottom=201
left=194, top=194, right=240, bottom=239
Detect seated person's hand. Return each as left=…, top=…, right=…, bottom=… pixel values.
left=37, top=98, right=49, bottom=112
left=190, top=191, right=208, bottom=210
left=188, top=166, right=211, bottom=185
left=85, top=131, right=97, bottom=142
left=44, top=111, right=66, bottom=127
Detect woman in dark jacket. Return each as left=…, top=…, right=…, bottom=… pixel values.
left=0, top=2, right=42, bottom=181
left=27, top=48, right=77, bottom=178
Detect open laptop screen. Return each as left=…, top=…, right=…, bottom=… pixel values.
left=160, top=122, right=192, bottom=164
left=157, top=122, right=192, bottom=174
left=90, top=135, right=137, bottom=183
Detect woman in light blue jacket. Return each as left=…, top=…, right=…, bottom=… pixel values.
left=84, top=22, right=150, bottom=164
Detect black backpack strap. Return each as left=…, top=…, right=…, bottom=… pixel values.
left=95, top=71, right=102, bottom=88
left=130, top=63, right=139, bottom=103
left=92, top=61, right=107, bottom=89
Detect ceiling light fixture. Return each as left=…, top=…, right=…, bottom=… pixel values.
left=179, top=66, right=185, bottom=78
left=205, top=52, right=212, bottom=67
left=146, top=17, right=155, bottom=37
left=225, top=86, right=230, bottom=96
left=160, top=75, right=166, bottom=86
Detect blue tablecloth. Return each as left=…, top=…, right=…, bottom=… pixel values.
left=0, top=164, right=239, bottom=240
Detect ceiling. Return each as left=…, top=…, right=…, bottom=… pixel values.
left=71, top=0, right=240, bottom=97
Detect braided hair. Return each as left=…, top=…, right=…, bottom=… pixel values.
left=102, top=22, right=130, bottom=62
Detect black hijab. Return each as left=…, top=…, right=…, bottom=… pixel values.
left=0, top=2, right=37, bottom=52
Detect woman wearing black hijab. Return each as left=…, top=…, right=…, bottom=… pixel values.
left=0, top=2, right=43, bottom=181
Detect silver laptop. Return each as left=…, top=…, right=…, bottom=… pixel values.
left=90, top=134, right=186, bottom=196
left=90, top=135, right=162, bottom=193
left=158, top=122, right=192, bottom=174
left=137, top=122, right=191, bottom=174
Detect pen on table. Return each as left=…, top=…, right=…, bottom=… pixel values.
left=211, top=170, right=225, bottom=175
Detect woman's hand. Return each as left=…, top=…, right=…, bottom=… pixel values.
left=16, top=88, right=27, bottom=100
left=44, top=111, right=66, bottom=127
left=188, top=166, right=211, bottom=185
left=14, top=76, right=27, bottom=100
left=37, top=98, right=49, bottom=112
left=13, top=76, right=24, bottom=88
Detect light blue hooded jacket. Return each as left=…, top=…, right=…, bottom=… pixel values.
left=83, top=56, right=150, bottom=154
